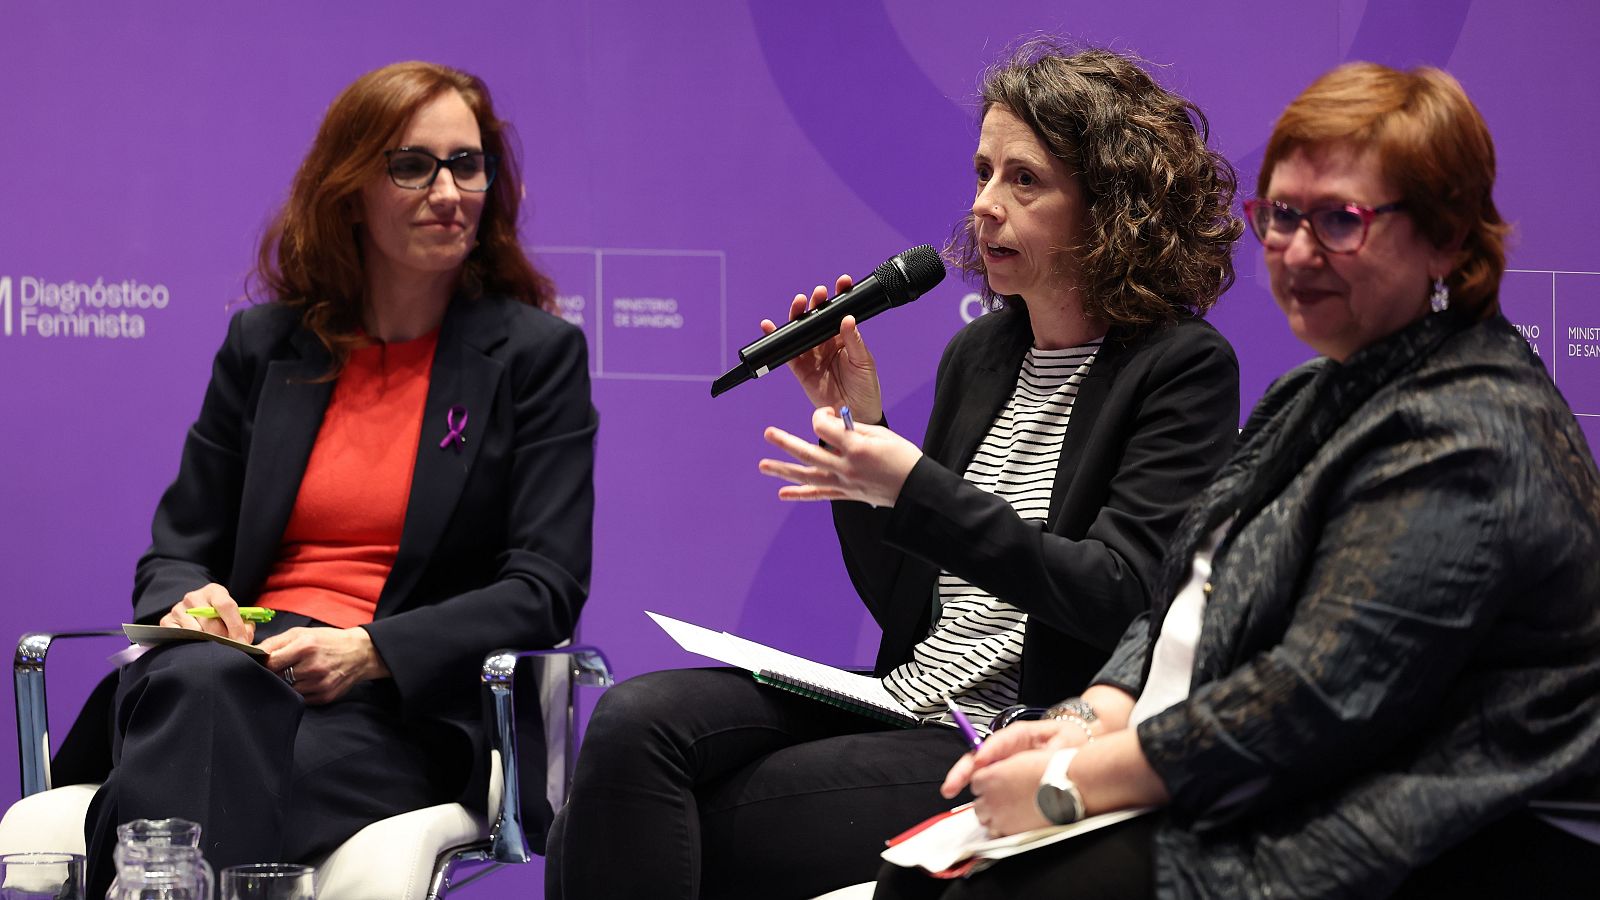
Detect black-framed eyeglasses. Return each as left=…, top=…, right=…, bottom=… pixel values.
left=1243, top=198, right=1405, bottom=254
left=383, top=148, right=498, bottom=192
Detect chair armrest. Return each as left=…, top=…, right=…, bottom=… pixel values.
left=480, top=645, right=613, bottom=864
left=14, top=629, right=123, bottom=797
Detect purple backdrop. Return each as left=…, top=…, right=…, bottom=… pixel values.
left=3, top=1, right=1597, bottom=895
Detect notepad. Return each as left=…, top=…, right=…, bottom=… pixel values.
left=122, top=624, right=268, bottom=657
left=645, top=611, right=932, bottom=727
left=880, top=803, right=1154, bottom=877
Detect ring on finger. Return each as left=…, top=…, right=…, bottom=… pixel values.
left=283, top=666, right=296, bottom=686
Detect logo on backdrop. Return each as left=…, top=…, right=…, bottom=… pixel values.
left=959, top=292, right=987, bottom=323
left=0, top=275, right=170, bottom=339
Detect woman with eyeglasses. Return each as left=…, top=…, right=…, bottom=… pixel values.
left=81, top=61, right=595, bottom=893
left=874, top=61, right=1600, bottom=900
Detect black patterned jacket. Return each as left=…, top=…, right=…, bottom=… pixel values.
left=1095, top=310, right=1600, bottom=899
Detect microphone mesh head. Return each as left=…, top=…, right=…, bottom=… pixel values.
left=874, top=245, right=947, bottom=306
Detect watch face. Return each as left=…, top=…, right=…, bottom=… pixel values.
left=1035, top=782, right=1084, bottom=825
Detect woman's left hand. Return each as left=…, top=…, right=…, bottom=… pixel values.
left=259, top=627, right=392, bottom=706
left=758, top=406, right=923, bottom=507
left=970, top=747, right=1056, bottom=836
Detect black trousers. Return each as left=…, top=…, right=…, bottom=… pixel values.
left=84, top=614, right=453, bottom=897
left=545, top=667, right=972, bottom=900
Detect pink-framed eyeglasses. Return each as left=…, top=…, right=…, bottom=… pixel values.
left=1243, top=198, right=1405, bottom=254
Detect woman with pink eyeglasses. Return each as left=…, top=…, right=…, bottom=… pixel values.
left=876, top=61, right=1600, bottom=900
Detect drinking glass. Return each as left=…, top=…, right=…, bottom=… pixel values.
left=0, top=852, right=84, bottom=899
left=220, top=864, right=314, bottom=900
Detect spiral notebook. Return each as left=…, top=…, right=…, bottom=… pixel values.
left=645, top=611, right=932, bottom=727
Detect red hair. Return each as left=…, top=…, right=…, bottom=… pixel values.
left=254, top=61, right=555, bottom=371
left=1260, top=62, right=1509, bottom=319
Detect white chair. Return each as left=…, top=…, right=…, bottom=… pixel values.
left=0, top=630, right=611, bottom=899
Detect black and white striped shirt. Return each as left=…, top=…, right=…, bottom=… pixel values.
left=883, top=340, right=1100, bottom=732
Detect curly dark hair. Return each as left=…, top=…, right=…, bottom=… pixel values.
left=948, top=42, right=1242, bottom=327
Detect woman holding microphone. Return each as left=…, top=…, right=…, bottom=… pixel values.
left=550, top=42, right=1241, bottom=899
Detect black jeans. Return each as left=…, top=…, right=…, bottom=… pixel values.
left=546, top=667, right=972, bottom=900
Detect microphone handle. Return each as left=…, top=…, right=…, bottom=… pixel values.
left=735, top=274, right=888, bottom=376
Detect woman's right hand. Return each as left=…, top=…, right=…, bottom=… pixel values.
left=158, top=583, right=256, bottom=643
left=760, top=275, right=884, bottom=424
left=940, top=719, right=1093, bottom=799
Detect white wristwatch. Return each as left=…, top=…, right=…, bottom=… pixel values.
left=1034, top=747, right=1086, bottom=825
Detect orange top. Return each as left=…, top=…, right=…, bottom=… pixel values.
left=257, top=330, right=439, bottom=627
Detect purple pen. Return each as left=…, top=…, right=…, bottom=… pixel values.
left=946, top=697, right=983, bottom=751
left=840, top=405, right=856, bottom=431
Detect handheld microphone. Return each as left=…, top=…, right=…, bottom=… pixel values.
left=711, top=245, right=946, bottom=397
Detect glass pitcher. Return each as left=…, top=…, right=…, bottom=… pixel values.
left=107, top=818, right=212, bottom=900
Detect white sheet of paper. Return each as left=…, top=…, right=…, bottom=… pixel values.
left=644, top=610, right=917, bottom=718
left=644, top=610, right=762, bottom=670
left=879, top=804, right=990, bottom=873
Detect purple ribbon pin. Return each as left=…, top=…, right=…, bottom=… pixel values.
left=439, top=405, right=468, bottom=450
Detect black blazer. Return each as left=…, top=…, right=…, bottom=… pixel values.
left=132, top=295, right=596, bottom=846
left=833, top=307, right=1239, bottom=705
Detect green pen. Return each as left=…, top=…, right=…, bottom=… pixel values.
left=185, top=606, right=277, bottom=623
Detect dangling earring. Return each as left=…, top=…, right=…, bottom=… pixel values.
left=1430, top=277, right=1450, bottom=313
